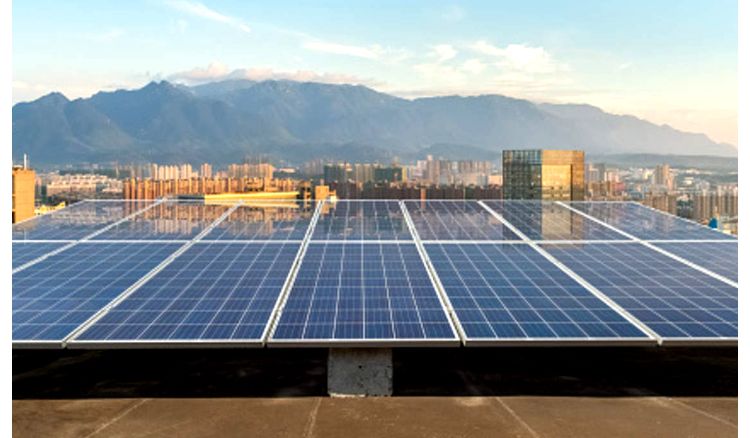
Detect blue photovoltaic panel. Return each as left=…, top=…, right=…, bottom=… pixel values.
left=12, top=241, right=70, bottom=268
left=404, top=201, right=521, bottom=241
left=13, top=242, right=180, bottom=343
left=74, top=242, right=300, bottom=343
left=92, top=201, right=230, bottom=240
left=653, top=242, right=737, bottom=283
left=202, top=202, right=312, bottom=240
left=311, top=201, right=411, bottom=241
left=484, top=201, right=627, bottom=241
left=12, top=200, right=154, bottom=241
left=425, top=243, right=649, bottom=343
left=544, top=243, right=737, bottom=341
left=566, top=202, right=735, bottom=240
left=272, top=243, right=456, bottom=343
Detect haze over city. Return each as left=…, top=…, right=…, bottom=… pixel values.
left=13, top=0, right=738, bottom=146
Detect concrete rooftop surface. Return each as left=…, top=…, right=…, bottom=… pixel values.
left=13, top=347, right=737, bottom=438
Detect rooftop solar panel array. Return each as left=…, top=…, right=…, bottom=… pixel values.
left=12, top=200, right=155, bottom=241
left=92, top=201, right=231, bottom=241
left=73, top=242, right=299, bottom=346
left=11, top=199, right=738, bottom=348
left=425, top=243, right=650, bottom=344
left=271, top=242, right=457, bottom=345
left=652, top=242, right=737, bottom=283
left=565, top=202, right=735, bottom=241
left=203, top=202, right=313, bottom=241
left=544, top=243, right=737, bottom=343
left=404, top=200, right=521, bottom=241
left=483, top=201, right=628, bottom=241
left=12, top=241, right=71, bottom=269
left=311, top=201, right=411, bottom=241
left=13, top=242, right=181, bottom=344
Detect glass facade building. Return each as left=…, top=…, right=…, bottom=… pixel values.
left=502, top=150, right=585, bottom=200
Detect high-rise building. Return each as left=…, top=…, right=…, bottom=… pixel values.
left=502, top=149, right=585, bottom=200
left=653, top=164, right=674, bottom=191
left=323, top=163, right=352, bottom=184
left=12, top=158, right=36, bottom=223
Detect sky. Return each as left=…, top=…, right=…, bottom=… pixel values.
left=12, top=0, right=738, bottom=145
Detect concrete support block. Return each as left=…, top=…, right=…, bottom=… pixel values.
left=327, top=348, right=393, bottom=397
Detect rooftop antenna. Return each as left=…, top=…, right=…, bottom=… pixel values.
left=23, top=153, right=28, bottom=169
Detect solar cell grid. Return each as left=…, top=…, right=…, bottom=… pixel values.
left=566, top=202, right=735, bottom=241
left=653, top=242, right=737, bottom=283
left=404, top=200, right=521, bottom=241
left=425, top=243, right=650, bottom=343
left=13, top=242, right=181, bottom=343
left=92, top=201, right=230, bottom=241
left=12, top=200, right=155, bottom=241
left=483, top=201, right=628, bottom=241
left=12, top=241, right=71, bottom=268
left=73, top=242, right=300, bottom=344
left=544, top=243, right=737, bottom=341
left=311, top=201, right=411, bottom=241
left=271, top=242, right=456, bottom=344
left=202, top=202, right=313, bottom=241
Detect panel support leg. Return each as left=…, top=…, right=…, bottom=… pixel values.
left=327, top=348, right=393, bottom=397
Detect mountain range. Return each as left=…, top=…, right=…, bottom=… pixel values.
left=12, top=79, right=737, bottom=166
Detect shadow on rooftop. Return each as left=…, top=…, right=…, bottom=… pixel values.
left=12, top=346, right=736, bottom=399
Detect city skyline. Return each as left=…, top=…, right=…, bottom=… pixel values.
left=13, top=0, right=738, bottom=145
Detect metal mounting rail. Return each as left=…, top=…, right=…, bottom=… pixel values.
left=478, top=201, right=661, bottom=344
left=400, top=201, right=464, bottom=344
left=12, top=198, right=167, bottom=274
left=556, top=202, right=738, bottom=288
left=263, top=200, right=324, bottom=344
left=63, top=201, right=243, bottom=346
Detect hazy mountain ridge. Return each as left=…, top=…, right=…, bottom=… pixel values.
left=12, top=79, right=737, bottom=165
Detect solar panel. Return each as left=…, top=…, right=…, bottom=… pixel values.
left=72, top=242, right=300, bottom=345
left=311, top=201, right=411, bottom=241
left=566, top=202, right=735, bottom=240
left=92, top=201, right=231, bottom=241
left=202, top=202, right=313, bottom=241
left=544, top=243, right=737, bottom=343
left=653, top=242, right=737, bottom=283
left=12, top=200, right=155, bottom=241
left=13, top=242, right=181, bottom=345
left=483, top=201, right=628, bottom=241
left=404, top=200, right=521, bottom=241
left=425, top=243, right=651, bottom=344
left=271, top=243, right=457, bottom=345
left=12, top=241, right=71, bottom=269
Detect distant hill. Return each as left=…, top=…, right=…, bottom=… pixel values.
left=587, top=153, right=738, bottom=172
left=12, top=79, right=737, bottom=165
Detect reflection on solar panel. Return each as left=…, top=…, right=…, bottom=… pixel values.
left=311, top=201, right=411, bottom=241
left=13, top=242, right=181, bottom=343
left=203, top=202, right=312, bottom=241
left=425, top=243, right=650, bottom=344
left=92, top=201, right=230, bottom=240
left=12, top=242, right=70, bottom=268
left=566, top=202, right=735, bottom=240
left=12, top=200, right=154, bottom=240
left=544, top=243, right=737, bottom=342
left=484, top=201, right=627, bottom=241
left=404, top=201, right=521, bottom=241
left=271, top=243, right=457, bottom=344
left=73, top=242, right=299, bottom=345
left=653, top=242, right=738, bottom=283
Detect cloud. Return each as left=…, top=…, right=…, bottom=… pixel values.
left=460, top=58, right=486, bottom=74
left=431, top=44, right=457, bottom=63
left=165, top=0, right=250, bottom=33
left=302, top=40, right=383, bottom=59
left=168, top=62, right=383, bottom=87
left=470, top=40, right=566, bottom=74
